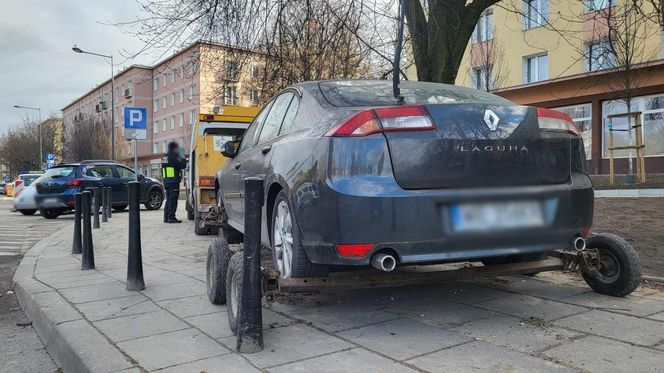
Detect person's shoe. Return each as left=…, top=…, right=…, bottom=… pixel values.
left=166, top=219, right=182, bottom=223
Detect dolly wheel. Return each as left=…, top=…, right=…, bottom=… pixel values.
left=226, top=251, right=244, bottom=335
left=582, top=233, right=641, bottom=297
left=206, top=238, right=232, bottom=304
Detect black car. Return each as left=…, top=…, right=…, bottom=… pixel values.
left=215, top=80, right=593, bottom=279
left=35, top=160, right=164, bottom=219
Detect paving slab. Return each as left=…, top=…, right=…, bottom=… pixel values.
left=451, top=314, right=581, bottom=353
left=554, top=309, right=664, bottom=346
left=157, top=294, right=224, bottom=318
left=219, top=323, right=353, bottom=368
left=476, top=294, right=588, bottom=321
left=187, top=308, right=295, bottom=339
left=385, top=296, right=498, bottom=329
left=648, top=311, right=664, bottom=321
left=560, top=292, right=664, bottom=317
left=282, top=303, right=399, bottom=332
left=268, top=348, right=418, bottom=373
left=337, top=318, right=471, bottom=361
left=476, top=276, right=591, bottom=300
left=116, top=328, right=226, bottom=371
left=139, top=280, right=206, bottom=302
left=75, top=294, right=160, bottom=321
left=59, top=282, right=133, bottom=304
left=543, top=335, right=664, bottom=373
left=94, top=310, right=189, bottom=342
left=156, top=354, right=259, bottom=373
left=406, top=341, right=573, bottom=372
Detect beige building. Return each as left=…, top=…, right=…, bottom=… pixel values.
left=62, top=41, right=263, bottom=178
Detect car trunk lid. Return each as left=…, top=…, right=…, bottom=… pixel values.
left=35, top=166, right=78, bottom=194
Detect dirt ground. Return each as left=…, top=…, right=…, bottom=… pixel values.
left=594, top=198, right=664, bottom=277
left=591, top=174, right=664, bottom=189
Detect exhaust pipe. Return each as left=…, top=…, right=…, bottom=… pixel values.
left=371, top=253, right=396, bottom=272
left=571, top=236, right=586, bottom=251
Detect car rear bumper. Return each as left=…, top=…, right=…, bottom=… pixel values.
left=35, top=194, right=76, bottom=210
left=298, top=173, right=594, bottom=266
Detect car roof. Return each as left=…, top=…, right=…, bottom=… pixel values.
left=55, top=160, right=119, bottom=167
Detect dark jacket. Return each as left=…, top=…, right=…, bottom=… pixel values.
left=164, top=150, right=187, bottom=185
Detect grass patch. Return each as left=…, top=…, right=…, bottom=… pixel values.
left=521, top=316, right=548, bottom=327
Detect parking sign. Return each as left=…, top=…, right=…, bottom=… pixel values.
left=124, top=107, right=147, bottom=140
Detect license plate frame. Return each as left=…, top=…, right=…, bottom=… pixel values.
left=449, top=200, right=545, bottom=233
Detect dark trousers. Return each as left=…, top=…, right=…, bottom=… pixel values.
left=164, top=184, right=179, bottom=221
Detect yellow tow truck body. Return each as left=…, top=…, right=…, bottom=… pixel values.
left=186, top=106, right=259, bottom=235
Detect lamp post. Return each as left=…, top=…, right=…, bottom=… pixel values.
left=13, top=105, right=42, bottom=171
left=72, top=44, right=115, bottom=160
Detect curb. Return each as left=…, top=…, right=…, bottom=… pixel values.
left=12, top=225, right=136, bottom=373
left=594, top=188, right=664, bottom=198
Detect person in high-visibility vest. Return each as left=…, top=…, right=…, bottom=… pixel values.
left=162, top=141, right=188, bottom=223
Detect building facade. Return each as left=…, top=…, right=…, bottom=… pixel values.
left=62, top=41, right=263, bottom=178
left=450, top=0, right=664, bottom=174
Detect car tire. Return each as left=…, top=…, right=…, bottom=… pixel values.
left=187, top=206, right=194, bottom=220
left=40, top=208, right=62, bottom=219
left=19, top=209, right=37, bottom=216
left=226, top=251, right=243, bottom=335
left=207, top=237, right=233, bottom=305
left=144, top=190, right=163, bottom=210
left=271, top=190, right=328, bottom=278
left=582, top=233, right=641, bottom=297
left=112, top=204, right=128, bottom=212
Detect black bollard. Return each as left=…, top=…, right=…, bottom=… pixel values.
left=106, top=187, right=112, bottom=218
left=93, top=187, right=101, bottom=229
left=81, top=191, right=95, bottom=270
left=101, top=187, right=108, bottom=223
left=126, top=181, right=145, bottom=291
left=236, top=177, right=264, bottom=353
left=72, top=193, right=82, bottom=254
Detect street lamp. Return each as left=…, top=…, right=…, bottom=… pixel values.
left=13, top=105, right=42, bottom=171
left=72, top=44, right=116, bottom=160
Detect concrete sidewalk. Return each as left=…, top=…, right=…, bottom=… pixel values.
left=12, top=209, right=664, bottom=372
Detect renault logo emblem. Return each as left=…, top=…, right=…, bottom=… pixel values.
left=484, top=109, right=500, bottom=131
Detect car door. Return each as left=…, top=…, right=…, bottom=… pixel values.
left=83, top=164, right=119, bottom=201
left=221, top=101, right=273, bottom=223
left=114, top=165, right=139, bottom=202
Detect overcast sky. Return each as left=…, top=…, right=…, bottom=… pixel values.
left=1, top=0, right=159, bottom=133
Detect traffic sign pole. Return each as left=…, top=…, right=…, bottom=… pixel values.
left=124, top=107, right=147, bottom=181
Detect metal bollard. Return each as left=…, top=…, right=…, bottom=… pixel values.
left=236, top=177, right=264, bottom=353
left=101, top=187, right=108, bottom=223
left=126, top=181, right=145, bottom=291
left=107, top=187, right=112, bottom=218
left=72, top=193, right=82, bottom=254
left=81, top=191, right=95, bottom=270
left=93, top=187, right=101, bottom=229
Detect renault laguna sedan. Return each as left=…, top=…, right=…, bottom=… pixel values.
left=215, top=80, right=592, bottom=278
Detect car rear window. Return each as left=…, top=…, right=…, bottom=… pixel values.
left=42, top=166, right=76, bottom=179
left=319, top=80, right=512, bottom=107
left=20, top=174, right=41, bottom=186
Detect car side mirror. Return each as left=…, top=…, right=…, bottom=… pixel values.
left=221, top=141, right=237, bottom=158
left=138, top=174, right=145, bottom=180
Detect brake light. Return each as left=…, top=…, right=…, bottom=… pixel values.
left=325, top=105, right=435, bottom=137
left=537, top=108, right=580, bottom=136
left=199, top=176, right=215, bottom=187
left=67, top=179, right=82, bottom=187
left=336, top=244, right=375, bottom=257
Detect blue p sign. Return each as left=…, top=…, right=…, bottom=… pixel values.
left=124, top=107, right=147, bottom=140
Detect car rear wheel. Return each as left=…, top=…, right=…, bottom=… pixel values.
left=144, top=190, right=163, bottom=210
left=271, top=191, right=328, bottom=278
left=19, top=209, right=37, bottom=216
left=40, top=208, right=62, bottom=219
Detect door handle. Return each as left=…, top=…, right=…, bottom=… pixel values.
left=261, top=145, right=272, bottom=154
left=234, top=162, right=241, bottom=170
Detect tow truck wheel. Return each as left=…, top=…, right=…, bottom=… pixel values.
left=206, top=237, right=232, bottom=304
left=226, top=251, right=243, bottom=335
left=582, top=233, right=641, bottom=297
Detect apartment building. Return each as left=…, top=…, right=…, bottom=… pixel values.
left=450, top=0, right=664, bottom=174
left=62, top=41, right=263, bottom=178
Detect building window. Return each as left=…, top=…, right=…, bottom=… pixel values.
left=179, top=89, right=184, bottom=103
left=189, top=110, right=195, bottom=124
left=163, top=141, right=168, bottom=153
left=584, top=0, right=615, bottom=12
left=524, top=0, right=548, bottom=29
left=188, top=63, right=196, bottom=76
left=169, top=116, right=174, bottom=129
left=153, top=142, right=158, bottom=154
left=189, top=85, right=196, bottom=100
left=162, top=96, right=167, bottom=110
left=471, top=65, right=493, bottom=91
left=251, top=64, right=260, bottom=79
left=162, top=119, right=167, bottom=132
left=162, top=74, right=167, bottom=87
left=171, top=93, right=176, bottom=107
left=524, top=54, right=548, bottom=83
left=224, top=60, right=239, bottom=80
left=179, top=113, right=184, bottom=127
left=153, top=100, right=158, bottom=112
left=225, top=85, right=238, bottom=105
left=472, top=12, right=493, bottom=43
left=153, top=121, right=159, bottom=134
left=171, top=70, right=176, bottom=83
left=602, top=94, right=664, bottom=158
left=250, top=89, right=260, bottom=104
left=153, top=77, right=159, bottom=91
left=555, top=104, right=593, bottom=159
left=585, top=40, right=616, bottom=72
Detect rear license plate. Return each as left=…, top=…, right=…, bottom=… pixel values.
left=42, top=198, right=60, bottom=206
left=450, top=200, right=544, bottom=232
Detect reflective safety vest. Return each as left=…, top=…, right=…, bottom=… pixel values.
left=161, top=162, right=180, bottom=183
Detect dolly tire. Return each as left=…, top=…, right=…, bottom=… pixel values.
left=206, top=237, right=232, bottom=305
left=582, top=233, right=641, bottom=297
left=226, top=251, right=243, bottom=335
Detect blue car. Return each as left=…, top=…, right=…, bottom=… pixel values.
left=34, top=161, right=164, bottom=219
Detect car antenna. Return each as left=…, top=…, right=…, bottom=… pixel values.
left=392, top=0, right=405, bottom=104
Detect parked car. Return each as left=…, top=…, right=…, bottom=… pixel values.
left=34, top=161, right=164, bottom=219
left=0, top=183, right=6, bottom=195
left=215, top=80, right=593, bottom=279
left=13, top=175, right=43, bottom=215
left=13, top=173, right=42, bottom=199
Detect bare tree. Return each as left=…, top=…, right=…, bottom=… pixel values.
left=0, top=118, right=62, bottom=173
left=468, top=30, right=509, bottom=92
left=62, top=116, right=111, bottom=162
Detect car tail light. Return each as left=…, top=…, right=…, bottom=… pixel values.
left=537, top=108, right=580, bottom=136
left=336, top=244, right=375, bottom=258
left=325, top=105, right=435, bottom=137
left=67, top=179, right=82, bottom=187
left=199, top=176, right=215, bottom=187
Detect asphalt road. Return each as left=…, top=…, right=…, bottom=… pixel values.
left=0, top=197, right=71, bottom=373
